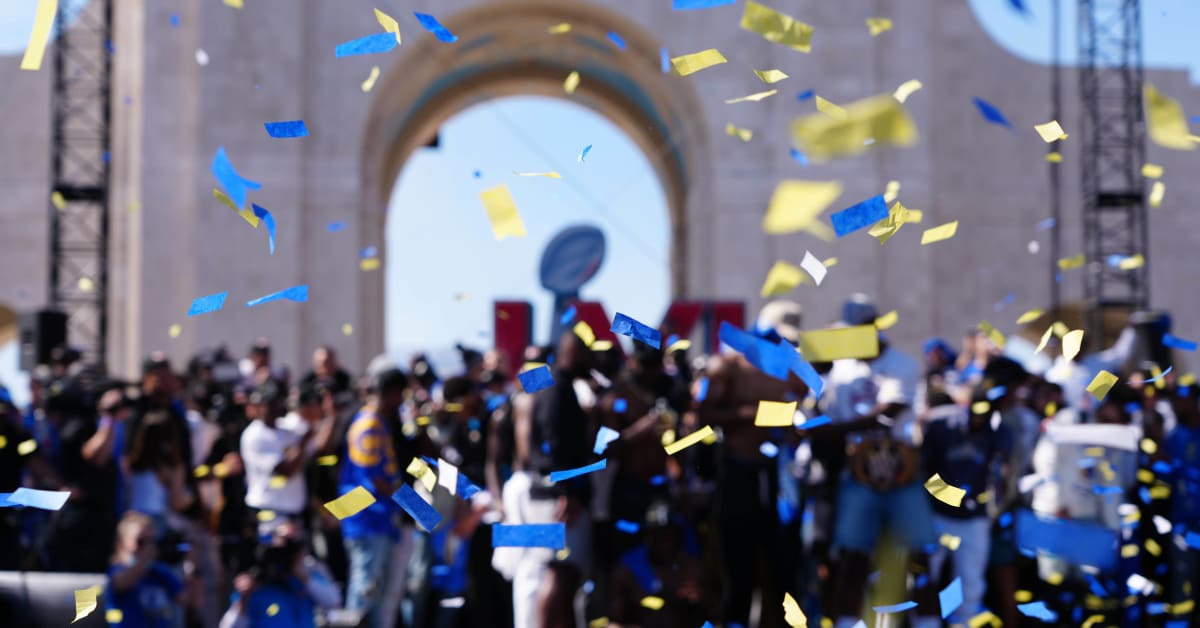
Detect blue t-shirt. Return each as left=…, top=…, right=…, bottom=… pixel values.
left=105, top=562, right=183, bottom=628
left=1165, top=425, right=1200, bottom=525
left=242, top=579, right=316, bottom=628
left=921, top=415, right=1013, bottom=518
left=338, top=405, right=399, bottom=540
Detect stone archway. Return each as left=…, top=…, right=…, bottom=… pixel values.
left=355, top=0, right=712, bottom=361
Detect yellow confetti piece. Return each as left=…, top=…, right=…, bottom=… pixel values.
left=592, top=339, right=614, bottom=352
left=479, top=184, right=527, bottom=240
left=514, top=171, right=562, bottom=178
left=741, top=0, right=813, bottom=53
left=1137, top=468, right=1154, bottom=483
left=1051, top=321, right=1069, bottom=337
left=548, top=22, right=571, bottom=34
left=815, top=95, right=847, bottom=120
left=1045, top=151, right=1063, bottom=163
left=1141, top=163, right=1163, bottom=179
left=967, top=611, right=999, bottom=628
left=660, top=429, right=677, bottom=447
left=1058, top=254, right=1085, bottom=270
left=1062, top=329, right=1084, bottom=361
left=257, top=509, right=277, bottom=522
left=753, top=68, right=789, bottom=84
left=573, top=321, right=595, bottom=347
left=783, top=592, right=808, bottom=627
left=588, top=618, right=609, bottom=628
left=884, top=180, right=901, bottom=203
left=213, top=462, right=229, bottom=478
left=755, top=400, right=797, bottom=427
left=1181, top=373, right=1197, bottom=386
left=939, top=533, right=961, bottom=551
left=761, top=261, right=804, bottom=297
left=726, top=123, right=754, bottom=142
left=213, top=188, right=261, bottom=227
left=21, top=0, right=57, bottom=71
left=725, top=89, right=778, bottom=104
left=1014, top=590, right=1032, bottom=603
left=323, top=486, right=376, bottom=520
left=1034, top=120, right=1068, bottom=142
left=1082, top=614, right=1104, bottom=628
left=1044, top=571, right=1064, bottom=586
left=667, top=339, right=691, bottom=353
left=920, top=220, right=958, bottom=245
left=1121, top=544, right=1139, bottom=558
left=971, top=401, right=991, bottom=415
left=670, top=49, right=727, bottom=76
left=374, top=8, right=401, bottom=44
left=1035, top=325, right=1054, bottom=354
left=267, top=602, right=280, bottom=616
left=51, top=191, right=66, bottom=210
left=193, top=464, right=210, bottom=478
left=977, top=320, right=1006, bottom=350
left=168, top=324, right=182, bottom=338
left=106, top=609, right=124, bottom=624
left=224, top=0, right=243, bottom=8
left=805, top=221, right=836, bottom=242
left=563, top=71, right=580, bottom=95
left=866, top=17, right=892, bottom=36
left=268, top=475, right=288, bottom=489
left=1016, top=309, right=1043, bottom=325
left=791, top=93, right=918, bottom=163
left=1149, top=181, right=1165, bottom=208
left=1118, top=254, right=1144, bottom=270
left=73, top=585, right=103, bottom=623
left=1171, top=600, right=1194, bottom=615
left=17, top=439, right=37, bottom=456
left=1145, top=84, right=1196, bottom=150
left=342, top=323, right=353, bottom=336
left=1087, top=370, right=1119, bottom=400
left=1150, top=484, right=1170, bottom=499
left=317, top=455, right=338, bottom=466
left=762, top=180, right=843, bottom=234
left=640, top=596, right=665, bottom=610
left=821, top=257, right=837, bottom=267
left=361, top=66, right=381, bottom=93
left=1141, top=438, right=1158, bottom=455
left=799, top=326, right=880, bottom=362
left=360, top=258, right=381, bottom=271
left=924, top=473, right=966, bottom=507
left=874, top=310, right=898, bottom=330
left=893, top=79, right=922, bottom=104
left=78, top=277, right=95, bottom=293
left=664, top=425, right=715, bottom=455
left=1144, top=538, right=1163, bottom=557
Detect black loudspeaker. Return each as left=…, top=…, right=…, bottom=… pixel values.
left=18, top=310, right=67, bottom=371
left=1129, top=310, right=1172, bottom=372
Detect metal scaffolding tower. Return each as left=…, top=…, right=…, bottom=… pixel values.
left=1078, top=0, right=1148, bottom=349
left=48, top=0, right=113, bottom=369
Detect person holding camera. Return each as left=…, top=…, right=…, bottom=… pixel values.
left=218, top=522, right=341, bottom=628
left=105, top=511, right=195, bottom=628
left=241, top=380, right=314, bottom=536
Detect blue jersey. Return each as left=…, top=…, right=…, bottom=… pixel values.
left=105, top=562, right=183, bottom=628
left=338, top=405, right=400, bottom=540
left=1166, top=425, right=1200, bottom=526
left=242, top=579, right=317, bottom=628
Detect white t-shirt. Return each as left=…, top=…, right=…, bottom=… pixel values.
left=241, top=419, right=306, bottom=514
left=824, top=346, right=920, bottom=443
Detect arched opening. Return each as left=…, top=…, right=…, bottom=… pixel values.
left=357, top=0, right=711, bottom=362
left=383, top=96, right=671, bottom=369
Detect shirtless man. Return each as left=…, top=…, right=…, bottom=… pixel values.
left=698, top=300, right=811, bottom=628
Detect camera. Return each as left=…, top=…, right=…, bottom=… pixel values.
left=157, top=529, right=190, bottom=567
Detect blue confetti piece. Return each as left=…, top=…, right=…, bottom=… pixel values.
left=593, top=426, right=620, bottom=455
left=493, top=523, right=565, bottom=549
left=335, top=32, right=398, bottom=57
left=939, top=578, right=962, bottom=619
left=649, top=475, right=667, bottom=486
left=1145, top=366, right=1172, bottom=384
left=456, top=474, right=482, bottom=500
left=1084, top=573, right=1106, bottom=597
left=606, top=31, right=626, bottom=50
left=361, top=246, right=378, bottom=259
left=414, top=12, right=458, bottom=43
left=759, top=442, right=779, bottom=458
left=973, top=97, right=1014, bottom=130
left=211, top=146, right=262, bottom=210
left=187, top=291, right=228, bottom=317
left=251, top=204, right=277, bottom=255
left=696, top=377, right=710, bottom=402
left=1151, top=460, right=1172, bottom=475
left=1008, top=0, right=1029, bottom=14
left=392, top=484, right=443, bottom=531
left=1185, top=531, right=1200, bottom=549
left=873, top=601, right=918, bottom=614
left=615, top=519, right=640, bottom=534
left=246, top=285, right=309, bottom=308
left=796, top=415, right=831, bottom=430
left=830, top=195, right=889, bottom=237
left=264, top=119, right=309, bottom=139
left=614, top=398, right=628, bottom=413
left=0, top=493, right=14, bottom=507
left=517, top=365, right=555, bottom=393
left=169, top=14, right=180, bottom=27
left=1163, top=333, right=1197, bottom=351
left=673, top=0, right=736, bottom=8
left=789, top=148, right=809, bottom=165
left=1015, top=509, right=1118, bottom=571
left=660, top=47, right=670, bottom=73
left=579, top=144, right=593, bottom=162
left=549, top=459, right=607, bottom=483
left=796, top=89, right=815, bottom=101
left=611, top=312, right=662, bottom=348
left=994, top=293, right=1015, bottom=311
left=473, top=169, right=482, bottom=178
left=1036, top=217, right=1056, bottom=230
left=1191, top=115, right=1200, bottom=124
left=987, top=386, right=1007, bottom=401
left=6, top=488, right=70, bottom=511
left=1017, top=601, right=1057, bottom=623
left=560, top=305, right=577, bottom=325
left=998, top=511, right=1013, bottom=528
left=666, top=334, right=679, bottom=348
left=327, top=221, right=346, bottom=233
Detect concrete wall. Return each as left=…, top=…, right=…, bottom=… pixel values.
left=2, top=0, right=1199, bottom=379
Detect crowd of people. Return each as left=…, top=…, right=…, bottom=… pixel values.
left=1, top=294, right=1198, bottom=628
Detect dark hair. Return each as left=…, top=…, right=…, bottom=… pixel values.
left=442, top=376, right=473, bottom=403
left=297, top=383, right=323, bottom=406
left=127, top=411, right=185, bottom=472
left=371, top=369, right=409, bottom=395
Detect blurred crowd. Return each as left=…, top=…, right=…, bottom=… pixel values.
left=1, top=294, right=1198, bottom=628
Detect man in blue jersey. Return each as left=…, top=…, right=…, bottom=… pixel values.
left=340, top=369, right=406, bottom=628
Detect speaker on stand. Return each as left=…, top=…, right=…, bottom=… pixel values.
left=17, top=310, right=67, bottom=372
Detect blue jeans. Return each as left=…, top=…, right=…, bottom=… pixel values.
left=833, top=476, right=937, bottom=553
left=346, top=534, right=395, bottom=628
